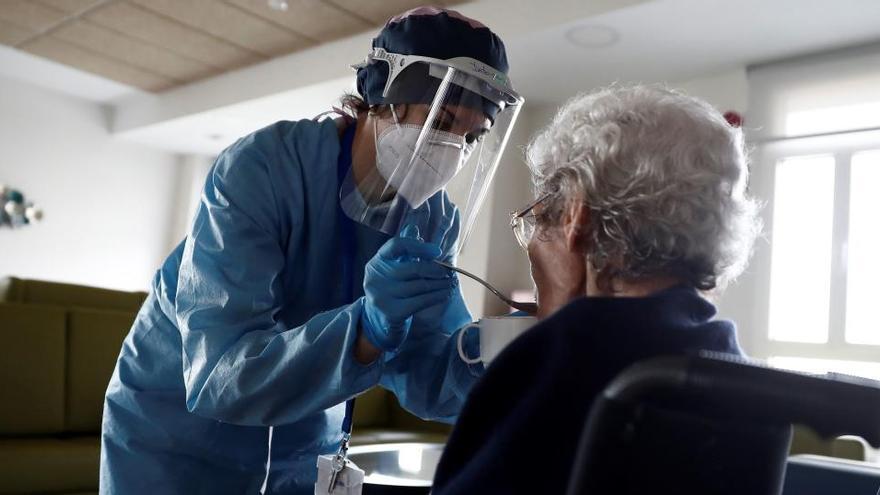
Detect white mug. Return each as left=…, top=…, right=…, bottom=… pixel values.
left=457, top=315, right=537, bottom=366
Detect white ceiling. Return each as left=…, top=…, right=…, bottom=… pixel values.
left=0, top=44, right=142, bottom=102
left=119, top=75, right=356, bottom=155
left=3, top=0, right=880, bottom=155
left=509, top=0, right=880, bottom=105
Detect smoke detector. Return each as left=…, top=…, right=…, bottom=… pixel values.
left=564, top=24, right=619, bottom=48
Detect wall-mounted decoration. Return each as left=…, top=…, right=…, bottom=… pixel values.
left=1, top=183, right=43, bottom=229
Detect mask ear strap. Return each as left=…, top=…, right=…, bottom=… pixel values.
left=372, top=108, right=380, bottom=146
left=390, top=104, right=401, bottom=125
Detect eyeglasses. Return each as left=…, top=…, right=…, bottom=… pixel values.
left=509, top=192, right=554, bottom=251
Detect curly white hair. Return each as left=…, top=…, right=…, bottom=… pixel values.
left=526, top=85, right=762, bottom=290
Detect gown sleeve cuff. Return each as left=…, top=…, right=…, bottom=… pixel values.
left=341, top=298, right=385, bottom=394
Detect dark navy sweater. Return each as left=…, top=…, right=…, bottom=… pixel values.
left=432, top=286, right=742, bottom=494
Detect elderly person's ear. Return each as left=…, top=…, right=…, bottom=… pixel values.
left=563, top=202, right=590, bottom=252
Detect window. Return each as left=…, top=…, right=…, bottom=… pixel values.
left=767, top=154, right=835, bottom=344
left=741, top=49, right=880, bottom=380
left=845, top=150, right=880, bottom=346
left=754, top=138, right=880, bottom=380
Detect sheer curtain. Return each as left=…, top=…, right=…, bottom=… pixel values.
left=741, top=42, right=880, bottom=379
left=748, top=42, right=880, bottom=141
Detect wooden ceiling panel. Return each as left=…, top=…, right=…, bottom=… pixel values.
left=52, top=20, right=218, bottom=83
left=86, top=2, right=260, bottom=71
left=226, top=0, right=372, bottom=42
left=0, top=0, right=68, bottom=32
left=0, top=18, right=35, bottom=45
left=21, top=35, right=176, bottom=91
left=326, top=0, right=447, bottom=25
left=132, top=0, right=314, bottom=57
left=35, top=0, right=105, bottom=15
left=2, top=0, right=472, bottom=93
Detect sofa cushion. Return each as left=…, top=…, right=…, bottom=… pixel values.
left=7, top=278, right=147, bottom=312
left=0, top=303, right=67, bottom=435
left=0, top=436, right=99, bottom=494
left=66, top=308, right=134, bottom=433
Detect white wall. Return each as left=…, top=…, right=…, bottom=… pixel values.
left=163, top=154, right=214, bottom=255
left=0, top=75, right=179, bottom=292
left=674, top=68, right=749, bottom=113
left=479, top=103, right=558, bottom=315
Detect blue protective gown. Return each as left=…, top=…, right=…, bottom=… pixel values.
left=100, top=118, right=480, bottom=494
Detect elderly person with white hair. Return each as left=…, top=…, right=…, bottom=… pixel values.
left=430, top=85, right=762, bottom=494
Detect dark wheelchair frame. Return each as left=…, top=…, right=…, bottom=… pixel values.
left=566, top=352, right=880, bottom=495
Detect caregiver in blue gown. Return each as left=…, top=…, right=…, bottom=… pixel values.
left=99, top=6, right=523, bottom=494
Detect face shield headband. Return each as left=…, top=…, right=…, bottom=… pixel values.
left=353, top=48, right=522, bottom=110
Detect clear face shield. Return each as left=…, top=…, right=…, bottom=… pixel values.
left=342, top=49, right=524, bottom=252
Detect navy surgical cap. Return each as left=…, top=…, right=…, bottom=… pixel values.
left=356, top=6, right=509, bottom=118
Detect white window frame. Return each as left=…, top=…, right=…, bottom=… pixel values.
left=746, top=128, right=880, bottom=370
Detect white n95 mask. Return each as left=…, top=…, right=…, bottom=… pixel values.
left=375, top=122, right=468, bottom=208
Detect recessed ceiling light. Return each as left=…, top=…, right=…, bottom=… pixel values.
left=564, top=24, right=619, bottom=48
left=268, top=0, right=289, bottom=12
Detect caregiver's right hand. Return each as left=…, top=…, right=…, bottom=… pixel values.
left=361, top=224, right=456, bottom=352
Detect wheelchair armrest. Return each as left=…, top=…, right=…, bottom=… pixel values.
left=602, top=353, right=880, bottom=447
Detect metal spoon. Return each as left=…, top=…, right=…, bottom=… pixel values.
left=433, top=259, right=538, bottom=314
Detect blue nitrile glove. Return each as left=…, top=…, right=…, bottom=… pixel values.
left=403, top=193, right=472, bottom=332
left=361, top=224, right=457, bottom=352
left=402, top=191, right=460, bottom=260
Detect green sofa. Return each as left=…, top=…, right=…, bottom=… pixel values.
left=0, top=277, right=448, bottom=494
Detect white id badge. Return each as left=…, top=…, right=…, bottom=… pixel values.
left=315, top=454, right=364, bottom=494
